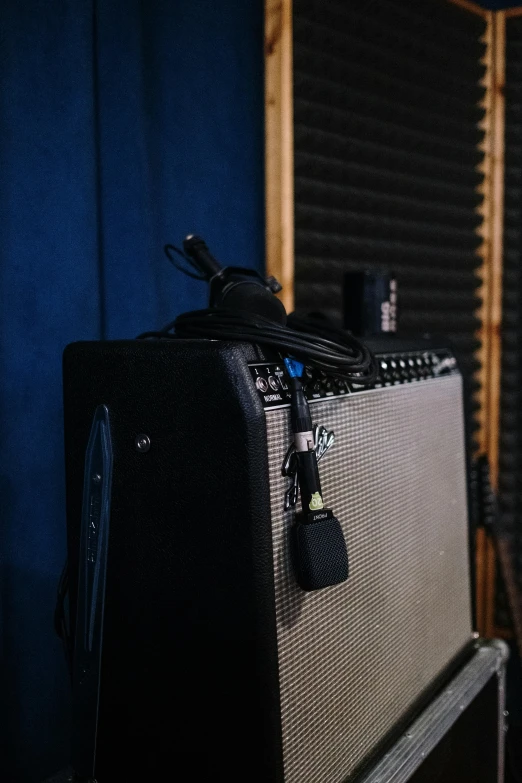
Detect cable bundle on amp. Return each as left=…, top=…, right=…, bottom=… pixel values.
left=140, top=308, right=377, bottom=385
left=138, top=236, right=377, bottom=387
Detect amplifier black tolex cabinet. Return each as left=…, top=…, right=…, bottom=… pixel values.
left=43, top=642, right=507, bottom=783
left=63, top=336, right=475, bottom=782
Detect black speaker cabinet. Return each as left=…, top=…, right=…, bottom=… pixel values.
left=43, top=641, right=507, bottom=783
left=63, top=336, right=476, bottom=782
left=359, top=640, right=507, bottom=783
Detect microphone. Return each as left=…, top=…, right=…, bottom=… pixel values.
left=183, top=234, right=287, bottom=324
left=285, top=359, right=349, bottom=591
left=183, top=234, right=222, bottom=280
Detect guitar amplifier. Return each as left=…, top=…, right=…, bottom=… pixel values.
left=63, top=335, right=474, bottom=782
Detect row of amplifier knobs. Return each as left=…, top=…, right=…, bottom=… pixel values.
left=305, top=372, right=348, bottom=395
left=379, top=355, right=437, bottom=383
left=252, top=354, right=445, bottom=397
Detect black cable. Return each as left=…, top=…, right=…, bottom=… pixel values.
left=138, top=308, right=377, bottom=385
left=140, top=234, right=377, bottom=382
left=164, top=244, right=206, bottom=281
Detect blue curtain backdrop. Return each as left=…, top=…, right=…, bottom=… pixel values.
left=0, top=1, right=264, bottom=780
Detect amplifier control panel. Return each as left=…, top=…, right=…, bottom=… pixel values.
left=250, top=349, right=458, bottom=409
left=374, top=350, right=457, bottom=387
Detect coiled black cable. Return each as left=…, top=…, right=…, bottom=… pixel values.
left=138, top=308, right=378, bottom=385
left=138, top=236, right=377, bottom=384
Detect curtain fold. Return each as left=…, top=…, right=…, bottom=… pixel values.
left=0, top=1, right=264, bottom=779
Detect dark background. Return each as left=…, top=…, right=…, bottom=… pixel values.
left=0, top=1, right=263, bottom=779
left=0, top=0, right=517, bottom=781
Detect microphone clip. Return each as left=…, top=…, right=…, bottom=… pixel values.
left=182, top=233, right=286, bottom=322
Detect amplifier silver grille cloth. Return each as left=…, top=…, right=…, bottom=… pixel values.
left=266, top=377, right=472, bottom=783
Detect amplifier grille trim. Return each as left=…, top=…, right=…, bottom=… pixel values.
left=266, top=377, right=473, bottom=782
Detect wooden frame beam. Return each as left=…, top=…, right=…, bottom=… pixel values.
left=505, top=7, right=522, bottom=20
left=489, top=12, right=506, bottom=498
left=265, top=0, right=294, bottom=313
left=448, top=0, right=488, bottom=18
left=475, top=10, right=506, bottom=638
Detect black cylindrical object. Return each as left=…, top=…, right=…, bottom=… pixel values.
left=183, top=234, right=223, bottom=279
left=344, top=271, right=398, bottom=336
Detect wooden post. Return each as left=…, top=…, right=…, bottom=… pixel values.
left=489, top=12, right=506, bottom=498
left=485, top=11, right=505, bottom=638
left=474, top=10, right=506, bottom=637
left=265, top=0, right=294, bottom=313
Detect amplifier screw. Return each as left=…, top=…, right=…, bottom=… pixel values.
left=135, top=434, right=151, bottom=453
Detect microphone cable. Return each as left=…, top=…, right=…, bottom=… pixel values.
left=138, top=307, right=377, bottom=386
